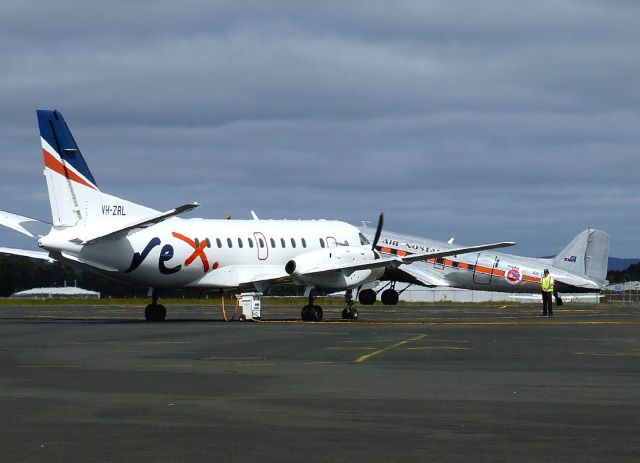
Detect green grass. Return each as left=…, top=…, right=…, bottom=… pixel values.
left=0, top=296, right=612, bottom=310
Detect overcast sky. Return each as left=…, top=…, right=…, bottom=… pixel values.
left=0, top=0, right=638, bottom=257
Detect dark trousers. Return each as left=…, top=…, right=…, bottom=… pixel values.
left=542, top=292, right=553, bottom=315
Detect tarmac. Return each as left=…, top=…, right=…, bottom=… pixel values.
left=0, top=302, right=639, bottom=462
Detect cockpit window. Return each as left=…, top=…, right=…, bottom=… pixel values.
left=359, top=233, right=370, bottom=246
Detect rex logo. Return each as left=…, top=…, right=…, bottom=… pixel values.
left=124, top=233, right=217, bottom=274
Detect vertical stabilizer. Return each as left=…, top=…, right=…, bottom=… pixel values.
left=584, top=229, right=609, bottom=284
left=37, top=109, right=100, bottom=227
left=36, top=110, right=157, bottom=228
left=552, top=229, right=610, bottom=284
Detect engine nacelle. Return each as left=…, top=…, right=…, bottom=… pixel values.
left=285, top=247, right=384, bottom=289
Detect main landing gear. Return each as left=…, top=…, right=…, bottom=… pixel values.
left=301, top=290, right=323, bottom=322
left=145, top=289, right=166, bottom=322
left=341, top=289, right=358, bottom=320
left=381, top=286, right=399, bottom=305
left=357, top=283, right=401, bottom=306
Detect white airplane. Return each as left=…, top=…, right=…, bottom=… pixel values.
left=357, top=226, right=609, bottom=306
left=0, top=110, right=515, bottom=321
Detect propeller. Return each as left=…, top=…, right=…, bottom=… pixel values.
left=371, top=212, right=384, bottom=252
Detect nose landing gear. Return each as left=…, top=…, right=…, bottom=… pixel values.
left=341, top=289, right=358, bottom=320
left=145, top=289, right=166, bottom=322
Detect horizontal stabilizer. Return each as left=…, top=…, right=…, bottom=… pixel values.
left=0, top=247, right=55, bottom=262
left=75, top=203, right=200, bottom=244
left=0, top=210, right=51, bottom=238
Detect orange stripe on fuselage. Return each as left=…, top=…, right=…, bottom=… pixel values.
left=380, top=246, right=538, bottom=283
left=43, top=149, right=96, bottom=190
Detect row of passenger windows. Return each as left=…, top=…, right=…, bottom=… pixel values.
left=207, top=237, right=341, bottom=249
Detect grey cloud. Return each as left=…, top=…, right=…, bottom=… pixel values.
left=0, top=0, right=638, bottom=258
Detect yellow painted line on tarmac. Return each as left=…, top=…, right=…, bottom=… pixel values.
left=258, top=319, right=640, bottom=326
left=234, top=362, right=275, bottom=366
left=354, top=334, right=427, bottom=363
left=406, top=346, right=472, bottom=351
left=138, top=364, right=193, bottom=368
left=328, top=347, right=378, bottom=351
left=18, top=365, right=79, bottom=368
left=24, top=315, right=140, bottom=320
left=139, top=341, right=190, bottom=345
left=575, top=352, right=640, bottom=357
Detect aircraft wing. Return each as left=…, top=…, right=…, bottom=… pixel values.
left=0, top=247, right=55, bottom=262
left=0, top=210, right=51, bottom=238
left=388, top=264, right=451, bottom=287
left=195, top=264, right=291, bottom=290
left=76, top=203, right=200, bottom=244
left=298, top=242, right=516, bottom=277
left=397, top=242, right=516, bottom=265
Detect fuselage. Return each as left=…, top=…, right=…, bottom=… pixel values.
left=39, top=218, right=371, bottom=289
left=362, top=228, right=600, bottom=293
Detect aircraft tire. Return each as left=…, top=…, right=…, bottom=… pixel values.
left=381, top=289, right=399, bottom=305
left=157, top=305, right=167, bottom=321
left=145, top=304, right=166, bottom=322
left=301, top=305, right=312, bottom=321
left=349, top=308, right=358, bottom=320
left=311, top=305, right=323, bottom=322
left=358, top=289, right=376, bottom=305
left=145, top=305, right=154, bottom=321
left=342, top=308, right=349, bottom=319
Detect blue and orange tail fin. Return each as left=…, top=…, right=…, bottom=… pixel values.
left=37, top=109, right=156, bottom=228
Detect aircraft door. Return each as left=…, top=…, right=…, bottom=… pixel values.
left=254, top=232, right=268, bottom=260
left=326, top=236, right=337, bottom=248
left=473, top=253, right=499, bottom=285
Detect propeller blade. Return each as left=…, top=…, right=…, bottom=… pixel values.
left=371, top=212, right=384, bottom=251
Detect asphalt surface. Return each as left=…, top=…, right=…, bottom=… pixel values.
left=0, top=303, right=639, bottom=462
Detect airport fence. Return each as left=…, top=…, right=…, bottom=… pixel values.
left=601, top=289, right=640, bottom=304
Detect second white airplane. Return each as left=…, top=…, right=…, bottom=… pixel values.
left=0, top=110, right=515, bottom=321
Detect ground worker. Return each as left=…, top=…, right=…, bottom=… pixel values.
left=541, top=269, right=554, bottom=316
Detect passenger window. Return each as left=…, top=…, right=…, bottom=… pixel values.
left=319, top=238, right=325, bottom=248
left=248, top=238, right=254, bottom=248
left=291, top=238, right=296, bottom=248
left=270, top=238, right=276, bottom=248
left=227, top=238, right=233, bottom=248
left=259, top=238, right=265, bottom=248
left=216, top=238, right=222, bottom=248
left=301, top=238, right=307, bottom=248
left=238, top=238, right=243, bottom=248
left=280, top=238, right=286, bottom=248
left=359, top=233, right=370, bottom=246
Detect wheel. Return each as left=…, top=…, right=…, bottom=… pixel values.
left=342, top=308, right=349, bottom=319
left=381, top=289, right=399, bottom=305
left=311, top=305, right=323, bottom=322
left=301, top=305, right=312, bottom=321
left=145, top=304, right=154, bottom=321
left=349, top=308, right=358, bottom=320
left=144, top=304, right=166, bottom=322
left=239, top=314, right=247, bottom=321
left=358, top=288, right=376, bottom=305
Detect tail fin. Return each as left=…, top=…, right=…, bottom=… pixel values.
left=37, top=110, right=156, bottom=228
left=552, top=229, right=610, bottom=284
